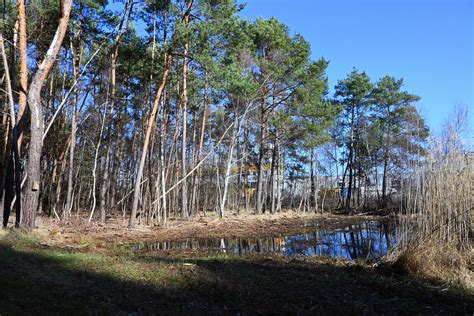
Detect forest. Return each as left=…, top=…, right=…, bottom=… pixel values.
left=0, top=0, right=472, bottom=314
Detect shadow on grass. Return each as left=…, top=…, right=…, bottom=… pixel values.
left=0, top=244, right=472, bottom=315
left=135, top=254, right=474, bottom=314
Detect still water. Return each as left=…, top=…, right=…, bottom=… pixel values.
left=132, top=220, right=396, bottom=261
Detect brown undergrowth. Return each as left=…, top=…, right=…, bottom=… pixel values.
left=23, top=210, right=384, bottom=250
left=388, top=240, right=473, bottom=290
left=389, top=128, right=473, bottom=290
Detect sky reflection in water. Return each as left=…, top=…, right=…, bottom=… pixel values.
left=133, top=220, right=396, bottom=261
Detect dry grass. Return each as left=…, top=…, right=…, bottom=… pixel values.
left=391, top=240, right=472, bottom=288
left=23, top=210, right=380, bottom=250
left=390, top=127, right=473, bottom=288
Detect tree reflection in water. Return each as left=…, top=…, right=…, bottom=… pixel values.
left=133, top=220, right=396, bottom=261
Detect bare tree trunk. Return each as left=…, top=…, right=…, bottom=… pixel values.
left=10, top=0, right=28, bottom=225
left=255, top=90, right=267, bottom=214
left=191, top=83, right=208, bottom=216
left=17, top=0, right=27, bottom=142
left=338, top=163, right=349, bottom=209
left=180, top=63, right=189, bottom=219
left=4, top=21, right=19, bottom=226
left=180, top=0, right=192, bottom=220
left=89, top=102, right=108, bottom=222
left=188, top=108, right=197, bottom=215
left=65, top=39, right=81, bottom=218
left=129, top=55, right=172, bottom=228
left=0, top=76, right=9, bottom=210
left=1, top=26, right=24, bottom=226
left=219, top=113, right=239, bottom=217
left=0, top=31, right=15, bottom=226
left=54, top=139, right=70, bottom=218
left=276, top=145, right=283, bottom=212
left=381, top=131, right=391, bottom=208
left=159, top=102, right=168, bottom=225
left=100, top=0, right=133, bottom=224
left=236, top=126, right=245, bottom=215
left=2, top=156, right=14, bottom=227
left=269, top=137, right=278, bottom=214
left=0, top=96, right=10, bottom=215
left=313, top=149, right=319, bottom=213
left=310, top=147, right=315, bottom=210
left=22, top=0, right=73, bottom=231
left=346, top=105, right=355, bottom=208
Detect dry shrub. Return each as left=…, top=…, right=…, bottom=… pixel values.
left=390, top=114, right=473, bottom=288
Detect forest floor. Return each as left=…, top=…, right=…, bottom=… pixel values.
left=0, top=211, right=472, bottom=314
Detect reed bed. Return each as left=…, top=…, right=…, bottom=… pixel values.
left=391, top=131, right=473, bottom=286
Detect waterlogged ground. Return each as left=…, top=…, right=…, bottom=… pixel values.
left=0, top=213, right=472, bottom=314
left=133, top=220, right=396, bottom=261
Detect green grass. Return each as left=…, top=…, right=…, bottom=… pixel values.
left=0, top=231, right=472, bottom=315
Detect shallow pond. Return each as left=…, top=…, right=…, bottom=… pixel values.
left=132, top=220, right=396, bottom=261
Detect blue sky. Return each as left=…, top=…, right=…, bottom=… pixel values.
left=238, top=0, right=473, bottom=133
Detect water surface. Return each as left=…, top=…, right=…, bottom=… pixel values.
left=132, top=220, right=396, bottom=261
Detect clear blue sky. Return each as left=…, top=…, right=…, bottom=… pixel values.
left=238, top=0, right=473, bottom=132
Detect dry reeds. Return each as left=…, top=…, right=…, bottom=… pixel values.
left=391, top=126, right=473, bottom=286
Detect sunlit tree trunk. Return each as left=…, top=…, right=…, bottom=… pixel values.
left=180, top=0, right=193, bottom=220
left=64, top=38, right=82, bottom=218
left=269, top=138, right=278, bottom=214
left=22, top=0, right=73, bottom=231
left=129, top=54, right=172, bottom=228
left=191, top=83, right=208, bottom=216
left=219, top=112, right=239, bottom=217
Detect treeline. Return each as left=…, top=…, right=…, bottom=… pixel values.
left=0, top=0, right=428, bottom=230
